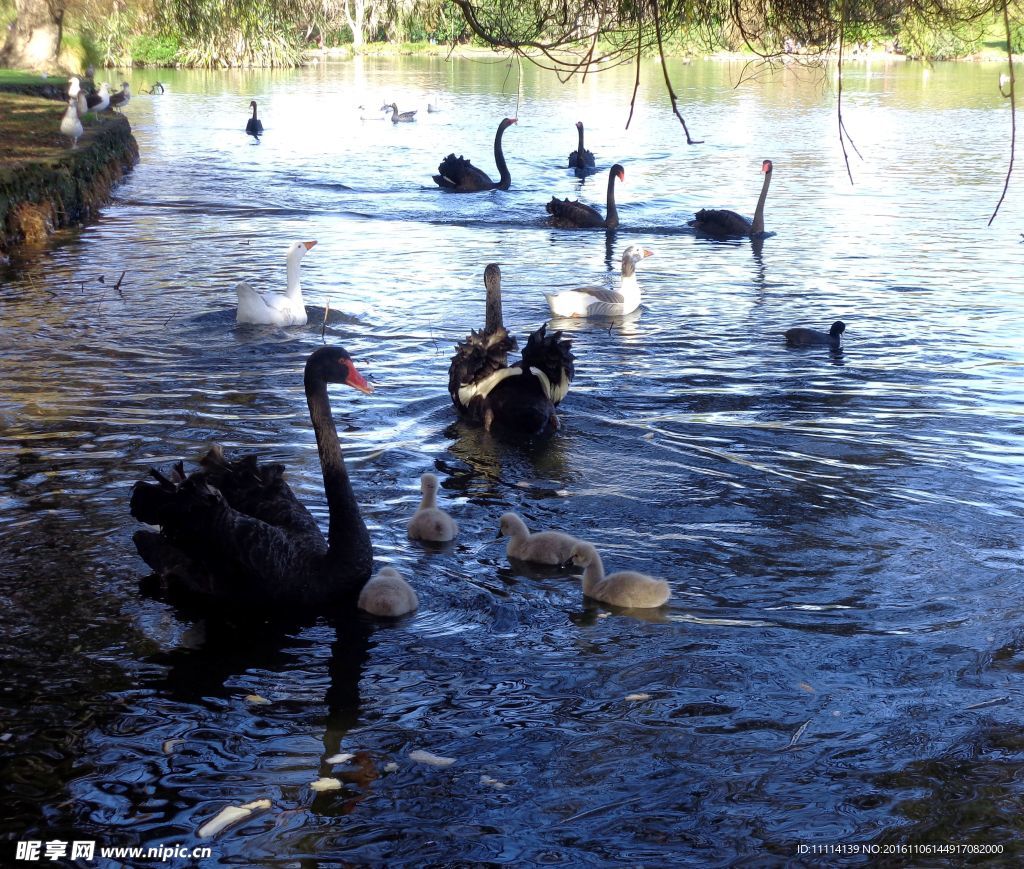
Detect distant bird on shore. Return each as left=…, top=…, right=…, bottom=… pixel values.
left=784, top=321, right=846, bottom=349
left=246, top=100, right=264, bottom=141
left=384, top=102, right=417, bottom=122
left=108, top=82, right=131, bottom=112
left=67, top=76, right=88, bottom=118
left=85, top=82, right=110, bottom=114
left=60, top=98, right=83, bottom=149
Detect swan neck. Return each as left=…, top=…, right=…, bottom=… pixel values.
left=605, top=170, right=619, bottom=225
left=251, top=104, right=258, bottom=120
left=305, top=376, right=367, bottom=560
left=419, top=485, right=437, bottom=510
left=576, top=125, right=585, bottom=159
left=494, top=123, right=511, bottom=189
left=752, top=170, right=772, bottom=234
left=484, top=275, right=503, bottom=333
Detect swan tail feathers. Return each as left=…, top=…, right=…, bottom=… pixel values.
left=448, top=326, right=518, bottom=409
left=520, top=325, right=575, bottom=405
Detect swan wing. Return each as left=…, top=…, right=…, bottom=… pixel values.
left=456, top=367, right=521, bottom=407
left=448, top=326, right=518, bottom=407
left=434, top=154, right=494, bottom=191
left=689, top=208, right=752, bottom=237
left=546, top=197, right=603, bottom=228
left=519, top=325, right=575, bottom=405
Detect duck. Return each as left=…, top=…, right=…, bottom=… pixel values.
left=130, top=346, right=375, bottom=610
left=407, top=473, right=458, bottom=542
left=563, top=542, right=670, bottom=608
left=246, top=100, right=264, bottom=140
left=68, top=76, right=88, bottom=118
left=567, top=121, right=596, bottom=174
left=427, top=95, right=443, bottom=113
left=60, top=98, right=83, bottom=149
left=497, top=512, right=579, bottom=566
left=357, top=567, right=419, bottom=617
left=544, top=244, right=653, bottom=318
left=449, top=263, right=575, bottom=435
left=433, top=117, right=517, bottom=192
left=385, top=102, right=417, bottom=122
left=784, top=320, right=846, bottom=349
left=689, top=159, right=773, bottom=238
left=85, top=82, right=110, bottom=113
left=235, top=240, right=316, bottom=327
left=547, top=163, right=625, bottom=230
left=108, top=81, right=131, bottom=112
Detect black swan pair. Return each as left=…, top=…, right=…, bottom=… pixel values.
left=448, top=263, right=575, bottom=434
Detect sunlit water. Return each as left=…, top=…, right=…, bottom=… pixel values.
left=2, top=55, right=1024, bottom=864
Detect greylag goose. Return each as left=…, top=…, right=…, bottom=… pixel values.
left=449, top=263, right=575, bottom=434
left=130, top=346, right=375, bottom=611
left=433, top=118, right=517, bottom=192
left=385, top=102, right=417, bottom=122
left=689, top=159, right=773, bottom=238
left=547, top=163, right=625, bottom=229
left=545, top=245, right=653, bottom=318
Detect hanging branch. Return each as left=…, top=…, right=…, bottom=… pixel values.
left=651, top=0, right=701, bottom=142
left=989, top=0, right=1017, bottom=226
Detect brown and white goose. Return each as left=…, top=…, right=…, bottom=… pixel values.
left=449, top=263, right=575, bottom=434
left=385, top=102, right=417, bottom=122
left=546, top=163, right=625, bottom=229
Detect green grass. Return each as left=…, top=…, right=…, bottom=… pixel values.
left=0, top=92, right=79, bottom=175
left=0, top=69, right=67, bottom=86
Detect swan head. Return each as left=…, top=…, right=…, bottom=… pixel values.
left=420, top=472, right=439, bottom=494
left=762, top=159, right=773, bottom=174
left=305, top=346, right=374, bottom=394
left=829, top=321, right=846, bottom=337
left=497, top=512, right=526, bottom=539
left=611, top=164, right=625, bottom=183
left=563, top=541, right=597, bottom=570
left=250, top=100, right=258, bottom=109
left=621, top=245, right=653, bottom=268
left=575, top=121, right=584, bottom=130
left=500, top=117, right=518, bottom=131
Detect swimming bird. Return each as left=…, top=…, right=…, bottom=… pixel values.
left=564, top=542, right=670, bottom=608
left=85, top=82, right=110, bottom=113
left=143, top=82, right=165, bottom=95
left=433, top=118, right=517, bottom=192
left=449, top=263, right=575, bottom=434
left=358, top=567, right=419, bottom=616
left=784, top=320, right=846, bottom=349
left=427, top=95, right=443, bottom=113
left=407, top=473, right=458, bottom=542
left=235, top=240, right=316, bottom=327
left=60, top=97, right=83, bottom=149
left=547, top=163, right=625, bottom=229
left=497, top=512, right=579, bottom=566
left=246, top=100, right=264, bottom=140
left=689, top=159, right=774, bottom=238
left=108, top=81, right=131, bottom=112
left=385, top=102, right=417, bottom=123
left=545, top=244, right=653, bottom=318
left=130, top=346, right=375, bottom=610
left=358, top=104, right=388, bottom=120
left=567, top=120, right=596, bottom=174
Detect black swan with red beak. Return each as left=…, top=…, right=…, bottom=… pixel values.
left=131, top=347, right=375, bottom=610
left=690, top=159, right=774, bottom=238
left=547, top=164, right=625, bottom=229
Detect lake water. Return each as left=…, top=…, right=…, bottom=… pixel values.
left=2, top=53, right=1023, bottom=864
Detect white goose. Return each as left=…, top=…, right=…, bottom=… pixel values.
left=60, top=98, right=83, bottom=149
left=545, top=245, right=653, bottom=318
left=235, top=240, right=316, bottom=326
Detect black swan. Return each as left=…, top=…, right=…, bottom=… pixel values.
left=785, top=321, right=846, bottom=348
left=567, top=121, right=596, bottom=173
left=547, top=163, right=625, bottom=230
left=689, top=159, right=774, bottom=238
left=448, top=263, right=575, bottom=434
left=130, top=346, right=375, bottom=610
left=433, top=118, right=517, bottom=192
left=385, top=102, right=417, bottom=122
left=246, top=100, right=264, bottom=140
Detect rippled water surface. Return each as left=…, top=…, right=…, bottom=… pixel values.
left=2, top=55, right=1024, bottom=864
